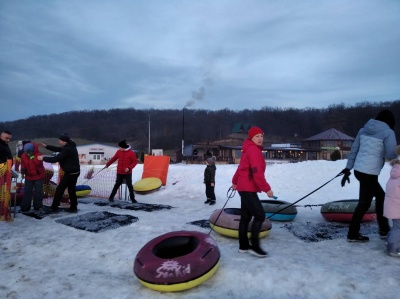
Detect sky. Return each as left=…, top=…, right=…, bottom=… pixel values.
left=1, top=0, right=400, bottom=122
left=1, top=160, right=399, bottom=298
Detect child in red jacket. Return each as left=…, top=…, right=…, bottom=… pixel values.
left=105, top=140, right=138, bottom=203
left=20, top=142, right=45, bottom=211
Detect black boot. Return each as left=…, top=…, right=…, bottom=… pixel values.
left=130, top=194, right=137, bottom=203
left=249, top=237, right=267, bottom=257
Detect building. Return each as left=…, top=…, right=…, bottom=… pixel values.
left=178, top=127, right=355, bottom=164
left=301, top=128, right=354, bottom=160
left=76, top=143, right=118, bottom=164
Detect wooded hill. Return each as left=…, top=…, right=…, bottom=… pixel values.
left=2, top=100, right=400, bottom=153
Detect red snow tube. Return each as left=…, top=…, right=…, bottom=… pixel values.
left=134, top=230, right=220, bottom=292
left=320, top=199, right=376, bottom=222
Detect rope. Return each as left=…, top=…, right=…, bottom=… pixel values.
left=208, top=187, right=236, bottom=235
left=266, top=173, right=342, bottom=220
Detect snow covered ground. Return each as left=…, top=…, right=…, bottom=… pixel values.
left=1, top=160, right=399, bottom=299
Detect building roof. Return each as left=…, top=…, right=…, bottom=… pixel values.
left=76, top=143, right=118, bottom=149
left=303, top=128, right=354, bottom=141
left=232, top=123, right=251, bottom=134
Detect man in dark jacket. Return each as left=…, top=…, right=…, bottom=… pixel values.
left=0, top=130, right=13, bottom=164
left=38, top=133, right=80, bottom=213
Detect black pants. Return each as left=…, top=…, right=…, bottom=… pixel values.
left=348, top=170, right=390, bottom=237
left=109, top=173, right=135, bottom=200
left=205, top=183, right=216, bottom=201
left=238, top=191, right=265, bottom=249
left=52, top=172, right=80, bottom=210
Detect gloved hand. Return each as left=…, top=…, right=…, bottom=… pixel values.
left=339, top=168, right=351, bottom=187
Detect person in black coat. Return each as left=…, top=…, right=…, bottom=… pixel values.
left=0, top=130, right=13, bottom=164
left=203, top=157, right=216, bottom=205
left=37, top=133, right=80, bottom=213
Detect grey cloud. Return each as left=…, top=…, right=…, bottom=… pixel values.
left=1, top=0, right=399, bottom=121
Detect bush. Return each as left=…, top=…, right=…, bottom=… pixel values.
left=330, top=150, right=341, bottom=161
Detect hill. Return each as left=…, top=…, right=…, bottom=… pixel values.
left=2, top=101, right=400, bottom=153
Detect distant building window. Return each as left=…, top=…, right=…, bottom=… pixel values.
left=343, top=140, right=353, bottom=147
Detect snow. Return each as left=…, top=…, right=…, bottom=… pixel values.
left=1, top=160, right=399, bottom=299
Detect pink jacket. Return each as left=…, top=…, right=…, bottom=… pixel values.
left=232, top=139, right=271, bottom=193
left=384, top=164, right=400, bottom=219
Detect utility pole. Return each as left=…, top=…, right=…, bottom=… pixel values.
left=148, top=114, right=151, bottom=155
left=182, top=107, right=185, bottom=156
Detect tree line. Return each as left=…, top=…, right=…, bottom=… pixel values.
left=2, top=100, right=400, bottom=152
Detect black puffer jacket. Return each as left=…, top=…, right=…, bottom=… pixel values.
left=43, top=141, right=80, bottom=174
left=0, top=139, right=12, bottom=164
left=204, top=165, right=216, bottom=184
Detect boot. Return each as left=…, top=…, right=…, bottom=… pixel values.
left=130, top=194, right=137, bottom=204
left=204, top=198, right=211, bottom=204
left=249, top=238, right=267, bottom=257
left=387, top=243, right=400, bottom=257
left=347, top=234, right=369, bottom=242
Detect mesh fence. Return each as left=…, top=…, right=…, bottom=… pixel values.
left=41, top=164, right=136, bottom=207
left=0, top=160, right=12, bottom=221
left=1, top=163, right=138, bottom=210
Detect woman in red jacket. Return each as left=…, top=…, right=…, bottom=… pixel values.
left=105, top=140, right=138, bottom=203
left=20, top=142, right=45, bottom=212
left=232, top=127, right=274, bottom=258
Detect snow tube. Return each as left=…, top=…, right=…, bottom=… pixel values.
left=76, top=185, right=92, bottom=197
left=43, top=162, right=54, bottom=184
left=142, top=155, right=170, bottom=186
left=209, top=208, right=272, bottom=238
left=260, top=199, right=298, bottom=221
left=43, top=181, right=57, bottom=198
left=43, top=181, right=70, bottom=208
left=133, top=177, right=162, bottom=194
left=320, top=199, right=376, bottom=222
left=134, top=230, right=220, bottom=292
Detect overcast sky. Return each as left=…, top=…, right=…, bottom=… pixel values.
left=1, top=0, right=399, bottom=122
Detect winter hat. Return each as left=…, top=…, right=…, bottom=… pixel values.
left=24, top=143, right=34, bottom=153
left=118, top=140, right=129, bottom=149
left=375, top=110, right=395, bottom=130
left=58, top=133, right=71, bottom=142
left=206, top=157, right=215, bottom=165
left=247, top=126, right=264, bottom=140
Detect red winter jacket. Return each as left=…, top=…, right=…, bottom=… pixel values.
left=106, top=147, right=138, bottom=174
left=20, top=143, right=45, bottom=181
left=232, top=139, right=271, bottom=193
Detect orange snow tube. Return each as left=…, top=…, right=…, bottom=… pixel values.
left=142, top=156, right=170, bottom=186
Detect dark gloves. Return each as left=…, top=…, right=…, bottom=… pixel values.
left=339, top=168, right=351, bottom=187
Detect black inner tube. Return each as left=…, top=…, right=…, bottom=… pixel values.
left=153, top=236, right=200, bottom=259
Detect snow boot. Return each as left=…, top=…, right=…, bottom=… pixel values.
left=250, top=236, right=268, bottom=257
left=347, top=234, right=369, bottom=243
